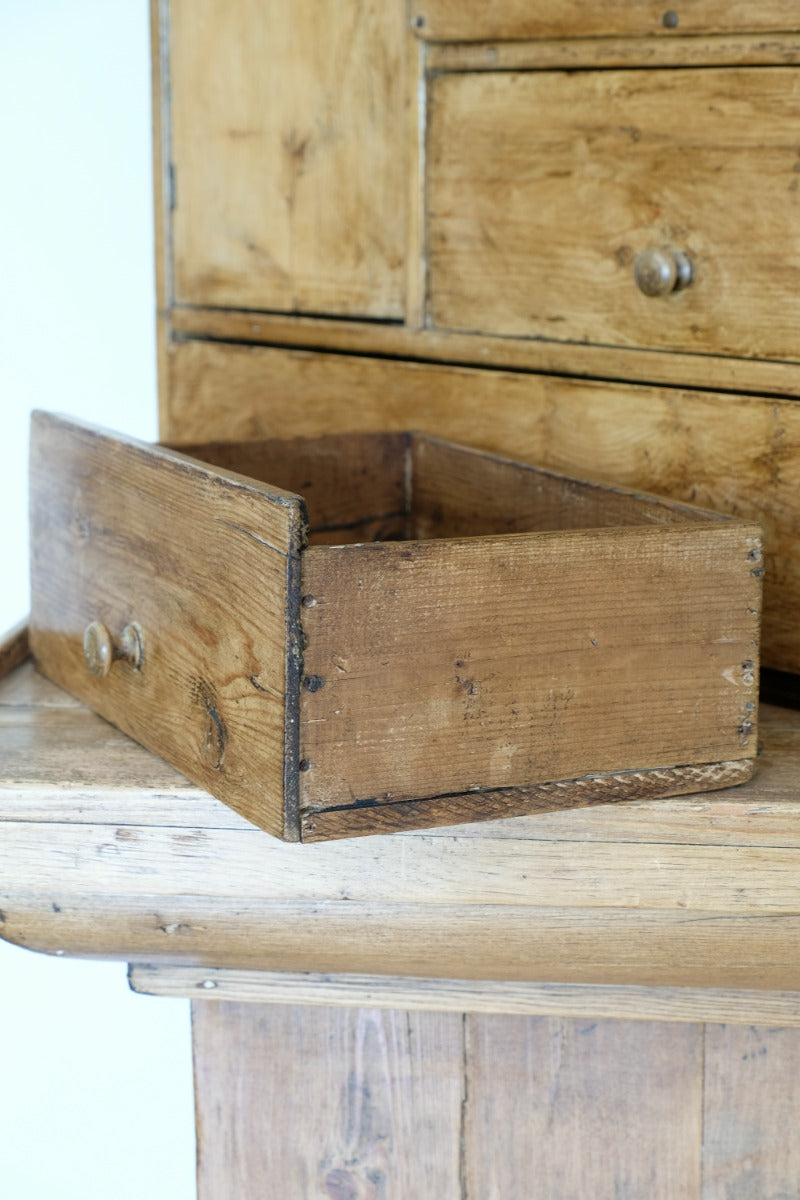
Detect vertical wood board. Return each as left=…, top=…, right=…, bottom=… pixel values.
left=192, top=1001, right=465, bottom=1199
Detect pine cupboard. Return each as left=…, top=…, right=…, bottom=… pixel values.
left=6, top=3, right=800, bottom=1195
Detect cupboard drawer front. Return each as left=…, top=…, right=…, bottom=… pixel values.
left=427, top=67, right=800, bottom=361
left=412, top=1, right=800, bottom=42
left=28, top=412, right=306, bottom=841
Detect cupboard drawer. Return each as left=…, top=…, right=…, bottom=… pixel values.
left=412, top=1, right=800, bottom=42
left=30, top=414, right=760, bottom=842
left=428, top=67, right=800, bottom=361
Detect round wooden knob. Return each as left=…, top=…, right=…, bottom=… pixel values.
left=83, top=621, right=113, bottom=678
left=633, top=247, right=693, bottom=297
left=83, top=620, right=144, bottom=677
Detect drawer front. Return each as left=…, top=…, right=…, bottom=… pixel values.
left=29, top=413, right=306, bottom=841
left=413, top=1, right=800, bottom=41
left=427, top=67, right=800, bottom=361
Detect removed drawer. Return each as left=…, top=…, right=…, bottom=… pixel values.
left=30, top=413, right=761, bottom=841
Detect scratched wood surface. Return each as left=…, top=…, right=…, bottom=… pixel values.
left=29, top=412, right=306, bottom=840
left=427, top=67, right=800, bottom=362
left=168, top=0, right=407, bottom=318
left=174, top=432, right=410, bottom=546
left=5, top=655, right=800, bottom=988
left=300, top=524, right=760, bottom=815
left=702, top=1025, right=800, bottom=1199
left=189, top=999, right=800, bottom=1199
left=411, top=0, right=800, bottom=41
left=192, top=1001, right=465, bottom=1200
left=165, top=340, right=800, bottom=673
left=465, top=1016, right=703, bottom=1199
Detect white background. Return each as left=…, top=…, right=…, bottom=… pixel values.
left=0, top=3, right=195, bottom=1195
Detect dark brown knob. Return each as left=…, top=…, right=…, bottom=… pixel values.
left=83, top=621, right=144, bottom=677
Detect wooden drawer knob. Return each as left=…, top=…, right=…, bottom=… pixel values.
left=633, top=247, right=693, bottom=297
left=83, top=621, right=144, bottom=677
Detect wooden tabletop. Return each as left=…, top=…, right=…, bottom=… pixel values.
left=3, top=642, right=800, bottom=1007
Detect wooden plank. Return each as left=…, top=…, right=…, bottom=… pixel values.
left=410, top=433, right=727, bottom=539
left=168, top=0, right=407, bottom=318
left=131, top=967, right=800, bottom=1028
left=174, top=431, right=410, bottom=545
left=300, top=525, right=760, bottom=810
left=703, top=1025, right=800, bottom=1199
left=28, top=412, right=306, bottom=840
left=412, top=0, right=800, bottom=42
left=192, top=1001, right=464, bottom=1199
left=5, top=663, right=800, bottom=847
left=428, top=68, right=800, bottom=362
left=167, top=306, right=800, bottom=401
left=0, top=622, right=29, bottom=682
left=464, top=1015, right=702, bottom=1200
left=166, top=340, right=800, bottom=673
left=427, top=33, right=800, bottom=72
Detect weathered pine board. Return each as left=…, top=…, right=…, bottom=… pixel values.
left=464, top=1016, right=703, bottom=1199
left=300, top=524, right=759, bottom=811
left=702, top=1025, right=800, bottom=1198
left=411, top=0, right=800, bottom=42
left=427, top=68, right=800, bottom=361
left=165, top=341, right=800, bottom=672
left=132, top=967, right=800, bottom=1029
left=174, top=431, right=410, bottom=545
left=168, top=0, right=408, bottom=317
left=29, top=412, right=306, bottom=840
left=192, top=1001, right=465, bottom=1200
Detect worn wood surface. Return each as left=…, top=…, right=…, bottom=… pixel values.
left=427, top=33, right=800, bottom=72
left=165, top=340, right=800, bottom=673
left=4, top=661, right=800, bottom=987
left=0, top=623, right=29, bottom=682
left=412, top=0, right=800, bottom=42
left=132, top=967, right=800, bottom=1028
left=189, top=998, right=800, bottom=1199
left=192, top=1001, right=465, bottom=1200
left=174, top=431, right=411, bottom=545
left=168, top=0, right=407, bottom=318
left=465, top=1016, right=702, bottom=1199
left=428, top=67, right=800, bottom=362
left=703, top=1025, right=800, bottom=1199
left=29, top=412, right=306, bottom=840
left=301, top=524, right=760, bottom=813
left=167, top=305, right=800, bottom=400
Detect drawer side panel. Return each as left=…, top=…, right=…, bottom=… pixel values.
left=29, top=412, right=305, bottom=840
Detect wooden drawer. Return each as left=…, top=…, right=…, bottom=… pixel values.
left=412, top=1, right=800, bottom=41
left=30, top=413, right=760, bottom=842
left=427, top=67, right=800, bottom=360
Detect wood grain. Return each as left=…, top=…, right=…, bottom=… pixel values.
left=132, top=967, right=800, bottom=1028
left=426, top=34, right=800, bottom=72
left=7, top=618, right=800, bottom=987
left=301, top=524, right=760, bottom=810
left=428, top=67, right=800, bottom=362
left=174, top=431, right=410, bottom=545
left=412, top=1, right=800, bottom=42
left=464, top=1016, right=702, bottom=1199
left=192, top=1001, right=464, bottom=1199
left=703, top=1025, right=800, bottom=1199
left=168, top=0, right=407, bottom=318
left=29, top=411, right=306, bottom=840
left=166, top=340, right=800, bottom=673
left=0, top=622, right=29, bottom=682
left=167, top=305, right=800, bottom=400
